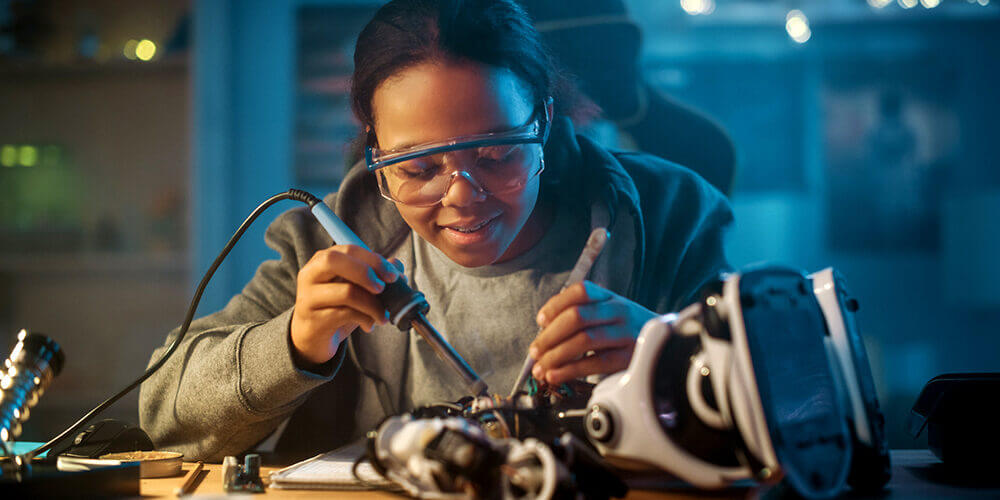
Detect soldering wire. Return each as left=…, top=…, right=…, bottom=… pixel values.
left=24, top=191, right=305, bottom=460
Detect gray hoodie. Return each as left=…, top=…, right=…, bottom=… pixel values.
left=138, top=117, right=733, bottom=461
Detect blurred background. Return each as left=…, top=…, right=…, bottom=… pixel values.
left=1, top=0, right=997, bottom=449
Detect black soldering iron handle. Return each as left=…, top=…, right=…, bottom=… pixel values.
left=379, top=279, right=429, bottom=330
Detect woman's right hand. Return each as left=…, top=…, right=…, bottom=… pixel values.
left=290, top=245, right=402, bottom=365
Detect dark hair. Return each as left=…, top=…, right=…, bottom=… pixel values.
left=350, top=0, right=588, bottom=131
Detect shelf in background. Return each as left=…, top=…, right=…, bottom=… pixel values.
left=0, top=252, right=188, bottom=275
left=0, top=55, right=188, bottom=79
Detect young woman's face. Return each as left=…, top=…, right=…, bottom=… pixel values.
left=371, top=61, right=547, bottom=267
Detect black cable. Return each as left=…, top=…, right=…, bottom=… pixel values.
left=24, top=191, right=313, bottom=460
left=346, top=337, right=399, bottom=417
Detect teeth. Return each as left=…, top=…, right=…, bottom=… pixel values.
left=449, top=218, right=491, bottom=233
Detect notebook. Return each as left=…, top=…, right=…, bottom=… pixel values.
left=268, top=441, right=398, bottom=491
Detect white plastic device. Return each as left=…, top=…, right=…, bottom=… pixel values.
left=585, top=266, right=890, bottom=498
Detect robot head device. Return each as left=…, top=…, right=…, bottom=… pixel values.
left=585, top=266, right=890, bottom=498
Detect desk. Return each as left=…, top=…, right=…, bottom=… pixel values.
left=141, top=450, right=998, bottom=499
left=142, top=463, right=400, bottom=499
left=141, top=464, right=751, bottom=499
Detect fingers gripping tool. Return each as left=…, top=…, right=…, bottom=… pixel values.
left=301, top=193, right=489, bottom=397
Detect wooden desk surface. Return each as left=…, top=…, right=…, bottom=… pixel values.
left=142, top=462, right=400, bottom=498
left=141, top=463, right=750, bottom=499
left=141, top=450, right=999, bottom=498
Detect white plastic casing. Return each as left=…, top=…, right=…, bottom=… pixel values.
left=587, top=305, right=755, bottom=488
left=810, top=268, right=872, bottom=447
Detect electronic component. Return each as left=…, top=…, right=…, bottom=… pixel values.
left=222, top=454, right=265, bottom=493
left=367, top=415, right=625, bottom=499
left=584, top=266, right=891, bottom=498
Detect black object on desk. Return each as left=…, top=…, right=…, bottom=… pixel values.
left=0, top=460, right=140, bottom=497
left=908, top=372, right=1000, bottom=468
left=48, top=419, right=154, bottom=459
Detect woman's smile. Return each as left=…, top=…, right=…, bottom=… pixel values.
left=439, top=213, right=502, bottom=245
left=371, top=61, right=550, bottom=268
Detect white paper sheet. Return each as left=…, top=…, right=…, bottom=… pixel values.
left=268, top=442, right=397, bottom=491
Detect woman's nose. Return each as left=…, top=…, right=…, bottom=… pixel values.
left=441, top=170, right=487, bottom=207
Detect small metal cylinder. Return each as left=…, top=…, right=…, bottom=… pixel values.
left=0, top=329, right=65, bottom=444
left=222, top=456, right=240, bottom=489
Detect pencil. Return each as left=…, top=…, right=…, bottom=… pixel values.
left=173, top=461, right=204, bottom=496
left=508, top=227, right=609, bottom=397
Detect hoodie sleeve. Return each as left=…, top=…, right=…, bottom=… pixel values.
left=138, top=204, right=346, bottom=462
left=619, top=153, right=734, bottom=314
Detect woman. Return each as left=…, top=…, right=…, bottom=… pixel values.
left=139, top=0, right=732, bottom=461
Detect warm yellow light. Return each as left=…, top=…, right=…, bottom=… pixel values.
left=123, top=39, right=138, bottom=60
left=921, top=0, right=941, bottom=7
left=867, top=0, right=892, bottom=8
left=786, top=10, right=811, bottom=44
left=18, top=145, right=38, bottom=167
left=135, top=39, right=157, bottom=61
left=1, top=145, right=16, bottom=167
left=898, top=0, right=918, bottom=8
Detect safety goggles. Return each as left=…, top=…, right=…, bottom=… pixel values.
left=365, top=99, right=551, bottom=207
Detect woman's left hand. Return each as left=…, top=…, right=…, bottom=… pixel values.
left=529, top=281, right=656, bottom=385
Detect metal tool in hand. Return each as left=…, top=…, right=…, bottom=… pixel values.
left=508, top=227, right=609, bottom=397
left=307, top=200, right=488, bottom=397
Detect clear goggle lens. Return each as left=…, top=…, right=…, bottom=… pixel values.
left=375, top=143, right=543, bottom=206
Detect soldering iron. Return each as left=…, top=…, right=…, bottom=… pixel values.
left=293, top=190, right=488, bottom=397
left=14, top=188, right=485, bottom=462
